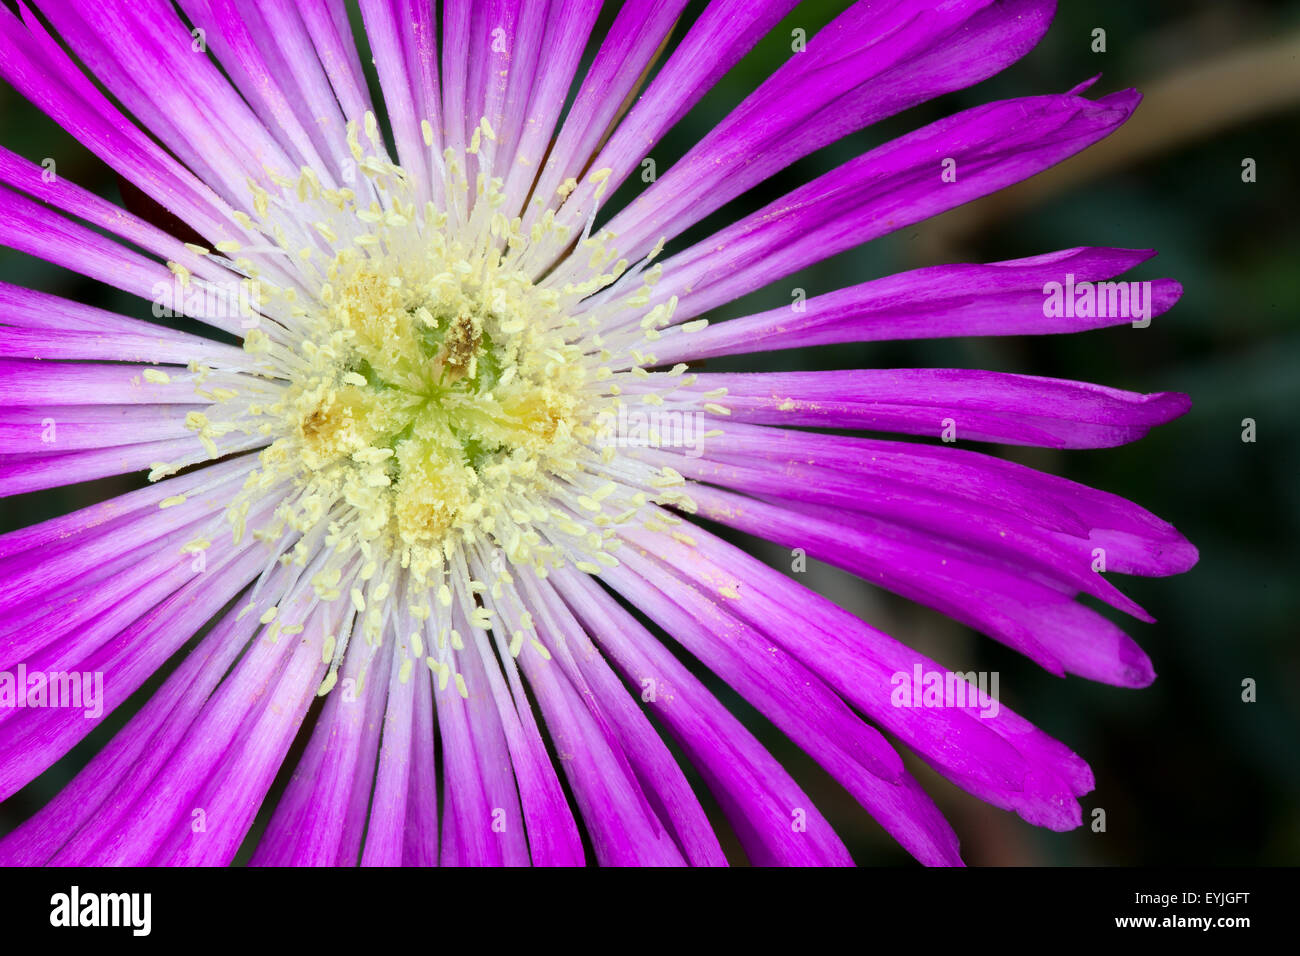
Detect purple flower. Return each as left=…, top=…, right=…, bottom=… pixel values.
left=0, top=0, right=1196, bottom=866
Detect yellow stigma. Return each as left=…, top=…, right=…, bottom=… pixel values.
left=201, top=115, right=666, bottom=592
left=159, top=113, right=701, bottom=643
left=229, top=166, right=607, bottom=585
left=279, top=245, right=586, bottom=567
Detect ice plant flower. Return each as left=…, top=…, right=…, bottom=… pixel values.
left=0, top=0, right=1196, bottom=866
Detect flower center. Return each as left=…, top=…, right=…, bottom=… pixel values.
left=307, top=266, right=578, bottom=524
left=264, top=215, right=593, bottom=582
left=168, top=115, right=698, bottom=609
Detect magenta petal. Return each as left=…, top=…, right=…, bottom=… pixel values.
left=654, top=247, right=1183, bottom=363
left=611, top=87, right=1141, bottom=322
left=551, top=565, right=856, bottom=867
left=605, top=0, right=1056, bottom=264
left=684, top=368, right=1190, bottom=448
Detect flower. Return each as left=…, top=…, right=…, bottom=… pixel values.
left=0, top=0, right=1196, bottom=866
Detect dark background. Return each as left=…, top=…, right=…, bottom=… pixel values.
left=0, top=0, right=1296, bottom=865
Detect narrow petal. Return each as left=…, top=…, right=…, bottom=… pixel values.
left=605, top=0, right=1056, bottom=263
left=515, top=570, right=727, bottom=866
left=687, top=484, right=1157, bottom=687
left=653, top=247, right=1182, bottom=363
left=592, top=88, right=1141, bottom=322
left=623, top=512, right=1095, bottom=831
left=0, top=541, right=267, bottom=805
left=682, top=369, right=1190, bottom=448
left=551, top=565, right=856, bottom=866
left=524, top=0, right=798, bottom=274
